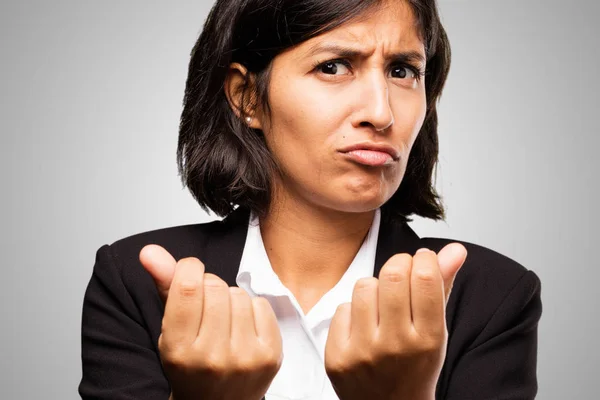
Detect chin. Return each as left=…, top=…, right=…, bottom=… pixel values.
left=325, top=193, right=390, bottom=214
left=299, top=177, right=399, bottom=214
left=333, top=180, right=397, bottom=212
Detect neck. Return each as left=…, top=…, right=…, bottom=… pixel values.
left=259, top=190, right=376, bottom=313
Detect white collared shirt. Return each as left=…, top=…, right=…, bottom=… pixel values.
left=236, top=209, right=381, bottom=400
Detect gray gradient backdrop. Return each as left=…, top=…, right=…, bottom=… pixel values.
left=1, top=1, right=598, bottom=398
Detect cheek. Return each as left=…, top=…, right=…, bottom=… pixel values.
left=265, top=75, right=346, bottom=166
left=393, top=89, right=427, bottom=151
left=384, top=90, right=426, bottom=191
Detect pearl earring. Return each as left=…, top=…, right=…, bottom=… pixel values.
left=245, top=116, right=252, bottom=123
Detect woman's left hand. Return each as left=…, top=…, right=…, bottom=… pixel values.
left=324, top=243, right=467, bottom=400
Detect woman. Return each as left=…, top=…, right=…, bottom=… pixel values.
left=79, top=0, right=542, bottom=399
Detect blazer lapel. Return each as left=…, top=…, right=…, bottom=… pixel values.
left=374, top=214, right=423, bottom=277
left=202, top=207, right=423, bottom=284
left=201, top=206, right=251, bottom=287
left=199, top=209, right=421, bottom=400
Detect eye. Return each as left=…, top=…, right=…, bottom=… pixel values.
left=390, top=64, right=422, bottom=81
left=315, top=60, right=351, bottom=76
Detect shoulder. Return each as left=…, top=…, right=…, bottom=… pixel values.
left=420, top=237, right=539, bottom=295
left=420, top=236, right=540, bottom=295
left=84, top=213, right=248, bottom=340
left=106, top=208, right=250, bottom=272
left=81, top=213, right=252, bottom=364
left=108, top=219, right=221, bottom=267
left=88, top=219, right=224, bottom=305
left=419, top=236, right=542, bottom=347
left=91, top=208, right=250, bottom=299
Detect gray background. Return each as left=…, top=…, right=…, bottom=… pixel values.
left=1, top=0, right=598, bottom=398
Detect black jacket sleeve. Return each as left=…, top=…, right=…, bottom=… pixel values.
left=442, top=270, right=542, bottom=400
left=78, top=244, right=171, bottom=400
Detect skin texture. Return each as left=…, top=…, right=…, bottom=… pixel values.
left=324, top=246, right=466, bottom=400
left=140, top=1, right=468, bottom=399
left=140, top=247, right=283, bottom=400
left=254, top=2, right=427, bottom=216
left=226, top=0, right=431, bottom=312
left=141, top=244, right=466, bottom=400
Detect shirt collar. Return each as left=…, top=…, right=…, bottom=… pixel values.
left=236, top=212, right=288, bottom=296
left=235, top=209, right=381, bottom=300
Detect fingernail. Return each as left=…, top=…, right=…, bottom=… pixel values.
left=416, top=247, right=431, bottom=254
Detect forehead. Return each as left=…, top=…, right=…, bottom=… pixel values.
left=297, top=1, right=423, bottom=57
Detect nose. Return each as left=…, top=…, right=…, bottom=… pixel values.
left=352, top=72, right=394, bottom=132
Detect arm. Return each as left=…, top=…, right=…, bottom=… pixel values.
left=78, top=244, right=171, bottom=399
left=441, top=270, right=542, bottom=399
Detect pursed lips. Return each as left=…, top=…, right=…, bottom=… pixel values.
left=337, top=142, right=400, bottom=167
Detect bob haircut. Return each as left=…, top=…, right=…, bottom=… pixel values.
left=177, top=0, right=451, bottom=224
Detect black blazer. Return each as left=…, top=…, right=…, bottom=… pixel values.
left=78, top=207, right=542, bottom=399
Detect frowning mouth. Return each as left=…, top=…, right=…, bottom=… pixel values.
left=338, top=142, right=400, bottom=167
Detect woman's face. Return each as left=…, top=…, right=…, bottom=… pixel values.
left=258, top=1, right=426, bottom=214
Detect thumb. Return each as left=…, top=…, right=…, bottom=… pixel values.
left=139, top=244, right=177, bottom=304
left=436, top=242, right=467, bottom=302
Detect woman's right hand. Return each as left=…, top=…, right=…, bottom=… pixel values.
left=139, top=244, right=283, bottom=400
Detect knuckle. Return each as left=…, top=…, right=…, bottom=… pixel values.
left=420, top=338, right=444, bottom=353
left=203, top=351, right=229, bottom=373
left=177, top=256, right=204, bottom=269
left=413, top=268, right=437, bottom=283
left=157, top=334, right=167, bottom=352
left=256, top=340, right=281, bottom=363
left=174, top=279, right=202, bottom=297
left=229, top=351, right=252, bottom=371
left=380, top=255, right=411, bottom=281
left=354, top=277, right=378, bottom=291
left=388, top=253, right=413, bottom=265
left=161, top=347, right=195, bottom=370
left=261, top=350, right=282, bottom=372
left=251, top=296, right=267, bottom=305
left=335, top=302, right=351, bottom=314
left=233, top=346, right=280, bottom=375
left=411, top=328, right=447, bottom=351
left=251, top=296, right=271, bottom=311
left=374, top=335, right=402, bottom=355
left=325, top=353, right=349, bottom=376
left=157, top=332, right=187, bottom=357
left=229, top=286, right=249, bottom=298
left=203, top=273, right=227, bottom=288
left=354, top=349, right=374, bottom=366
left=380, top=266, right=408, bottom=283
left=416, top=335, right=438, bottom=351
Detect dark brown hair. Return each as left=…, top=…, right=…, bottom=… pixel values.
left=177, top=0, right=451, bottom=223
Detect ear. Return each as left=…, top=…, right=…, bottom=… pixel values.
left=224, top=62, right=263, bottom=130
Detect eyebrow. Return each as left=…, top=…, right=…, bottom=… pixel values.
left=304, top=43, right=426, bottom=66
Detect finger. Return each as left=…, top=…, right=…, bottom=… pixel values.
left=325, top=302, right=351, bottom=359
left=161, top=257, right=205, bottom=348
left=377, top=253, right=412, bottom=338
left=230, top=287, right=257, bottom=345
left=437, top=243, right=468, bottom=302
left=410, top=248, right=445, bottom=339
left=252, top=297, right=282, bottom=359
left=350, top=277, right=378, bottom=343
left=139, top=244, right=177, bottom=304
left=197, top=274, right=231, bottom=348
